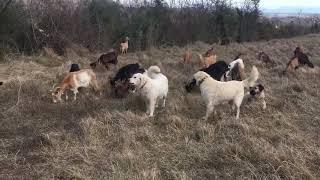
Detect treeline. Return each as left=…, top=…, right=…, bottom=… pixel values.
left=1, top=0, right=320, bottom=56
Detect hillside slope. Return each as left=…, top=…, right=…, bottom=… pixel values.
left=0, top=34, right=320, bottom=179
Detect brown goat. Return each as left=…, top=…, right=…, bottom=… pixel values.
left=198, top=48, right=217, bottom=68
left=90, top=51, right=118, bottom=69
left=51, top=69, right=100, bottom=103
left=284, top=57, right=299, bottom=73
left=257, top=51, right=275, bottom=65
left=120, top=37, right=129, bottom=54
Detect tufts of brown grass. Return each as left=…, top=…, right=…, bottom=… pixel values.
left=1, top=34, right=320, bottom=179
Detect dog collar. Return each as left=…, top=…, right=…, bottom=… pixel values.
left=198, top=77, right=207, bottom=86
left=140, top=81, right=147, bottom=89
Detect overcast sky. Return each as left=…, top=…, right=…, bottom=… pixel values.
left=235, top=0, right=320, bottom=9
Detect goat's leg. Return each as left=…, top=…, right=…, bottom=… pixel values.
left=72, top=88, right=79, bottom=101
left=91, top=77, right=101, bottom=95
left=65, top=91, right=68, bottom=100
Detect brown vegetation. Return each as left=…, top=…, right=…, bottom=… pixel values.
left=182, top=50, right=192, bottom=63
left=0, top=34, right=320, bottom=179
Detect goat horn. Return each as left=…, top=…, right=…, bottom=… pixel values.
left=52, top=83, right=57, bottom=89
left=50, top=84, right=60, bottom=92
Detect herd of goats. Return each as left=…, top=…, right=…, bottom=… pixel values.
left=0, top=37, right=316, bottom=119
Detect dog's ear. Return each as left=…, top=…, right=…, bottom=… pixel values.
left=206, top=73, right=210, bottom=78
left=139, top=75, right=147, bottom=85
left=195, top=79, right=200, bottom=86
left=258, top=84, right=264, bottom=91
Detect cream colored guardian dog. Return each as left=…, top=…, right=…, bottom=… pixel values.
left=194, top=66, right=259, bottom=120
left=129, top=66, right=168, bottom=117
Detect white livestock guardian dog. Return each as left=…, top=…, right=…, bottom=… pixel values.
left=129, top=66, right=168, bottom=117
left=194, top=66, right=259, bottom=120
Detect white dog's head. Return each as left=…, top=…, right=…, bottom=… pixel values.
left=193, top=71, right=211, bottom=86
left=129, top=73, right=146, bottom=92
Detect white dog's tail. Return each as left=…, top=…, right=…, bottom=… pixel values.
left=242, top=66, right=259, bottom=88
left=198, top=53, right=204, bottom=62
left=147, top=65, right=161, bottom=79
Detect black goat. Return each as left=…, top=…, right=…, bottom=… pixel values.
left=185, top=61, right=229, bottom=92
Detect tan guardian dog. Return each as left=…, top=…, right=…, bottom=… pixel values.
left=194, top=66, right=259, bottom=120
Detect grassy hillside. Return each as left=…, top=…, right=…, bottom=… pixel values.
left=0, top=34, right=320, bottom=179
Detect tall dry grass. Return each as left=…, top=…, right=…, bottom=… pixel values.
left=0, top=34, right=320, bottom=179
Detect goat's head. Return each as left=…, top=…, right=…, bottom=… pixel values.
left=257, top=51, right=264, bottom=60
left=50, top=84, right=62, bottom=103
left=90, top=62, right=97, bottom=69
left=294, top=47, right=304, bottom=57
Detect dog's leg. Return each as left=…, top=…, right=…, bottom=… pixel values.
left=155, top=97, right=159, bottom=108
left=148, top=98, right=156, bottom=117
left=234, top=96, right=243, bottom=120
left=262, top=99, right=267, bottom=110
left=162, top=96, right=166, bottom=108
left=228, top=101, right=234, bottom=113
left=146, top=100, right=150, bottom=115
left=235, top=106, right=240, bottom=120
left=204, top=102, right=214, bottom=121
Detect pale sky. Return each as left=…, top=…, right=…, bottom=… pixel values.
left=235, top=0, right=320, bottom=9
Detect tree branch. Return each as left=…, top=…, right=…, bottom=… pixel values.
left=0, top=0, right=13, bottom=16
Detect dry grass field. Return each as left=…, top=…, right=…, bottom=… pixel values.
left=1, top=34, right=320, bottom=179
